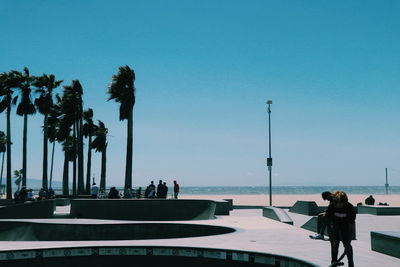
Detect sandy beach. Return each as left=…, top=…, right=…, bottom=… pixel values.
left=180, top=194, right=400, bottom=206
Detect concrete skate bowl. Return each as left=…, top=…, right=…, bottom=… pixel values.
left=70, top=199, right=217, bottom=220
left=0, top=221, right=235, bottom=241
left=0, top=246, right=318, bottom=267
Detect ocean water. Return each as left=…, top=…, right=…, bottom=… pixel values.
left=177, top=186, right=400, bottom=195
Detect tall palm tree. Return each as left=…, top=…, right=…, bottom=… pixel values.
left=59, top=80, right=84, bottom=195
left=33, top=74, right=62, bottom=190
left=0, top=71, right=20, bottom=199
left=15, top=67, right=36, bottom=187
left=91, top=120, right=107, bottom=191
left=82, top=108, right=97, bottom=194
left=47, top=95, right=62, bottom=189
left=108, top=65, right=136, bottom=190
left=0, top=131, right=6, bottom=194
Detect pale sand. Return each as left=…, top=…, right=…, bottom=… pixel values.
left=180, top=194, right=400, bottom=206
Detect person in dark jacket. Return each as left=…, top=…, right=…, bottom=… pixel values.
left=326, top=191, right=356, bottom=267
left=310, top=191, right=333, bottom=240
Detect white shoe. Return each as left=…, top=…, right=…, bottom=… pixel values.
left=309, top=234, right=324, bottom=240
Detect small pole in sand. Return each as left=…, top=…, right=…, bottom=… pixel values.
left=267, top=100, right=273, bottom=206
left=385, top=168, right=389, bottom=195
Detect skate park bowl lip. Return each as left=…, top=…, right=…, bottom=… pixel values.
left=0, top=221, right=235, bottom=241
left=0, top=246, right=318, bottom=267
left=70, top=199, right=217, bottom=220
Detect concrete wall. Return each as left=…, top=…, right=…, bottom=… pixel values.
left=0, top=246, right=318, bottom=267
left=70, top=199, right=217, bottom=220
left=289, top=201, right=319, bottom=216
left=357, top=205, right=400, bottom=215
left=0, top=221, right=235, bottom=241
left=371, top=231, right=400, bottom=258
left=0, top=200, right=55, bottom=219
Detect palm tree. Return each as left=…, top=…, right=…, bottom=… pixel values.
left=33, top=74, right=62, bottom=190
left=82, top=108, right=97, bottom=194
left=91, top=120, right=108, bottom=191
left=47, top=95, right=62, bottom=189
left=59, top=81, right=84, bottom=195
left=0, top=131, right=6, bottom=194
left=15, top=67, right=36, bottom=188
left=108, top=65, right=136, bottom=190
left=0, top=71, right=20, bottom=199
left=13, top=169, right=23, bottom=191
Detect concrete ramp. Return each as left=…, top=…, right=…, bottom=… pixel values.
left=289, top=201, right=319, bottom=216
left=70, top=199, right=216, bottom=220
left=357, top=205, right=400, bottom=215
left=0, top=200, right=55, bottom=219
left=301, top=216, right=318, bottom=233
left=263, top=207, right=293, bottom=225
left=371, top=231, right=400, bottom=258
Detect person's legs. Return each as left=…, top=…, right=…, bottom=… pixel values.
left=340, top=224, right=354, bottom=267
left=330, top=226, right=340, bottom=264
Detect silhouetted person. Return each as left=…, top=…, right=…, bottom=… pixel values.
left=136, top=187, right=142, bottom=199
left=365, top=195, right=375, bottom=205
left=27, top=189, right=34, bottom=201
left=146, top=181, right=156, bottom=198
left=108, top=187, right=120, bottom=199
left=47, top=188, right=55, bottom=199
left=18, top=187, right=28, bottom=203
left=173, top=180, right=179, bottom=199
left=162, top=182, right=168, bottom=198
left=91, top=182, right=99, bottom=198
left=310, top=191, right=333, bottom=240
left=327, top=191, right=356, bottom=267
left=38, top=188, right=47, bottom=200
left=157, top=180, right=163, bottom=198
left=124, top=186, right=133, bottom=198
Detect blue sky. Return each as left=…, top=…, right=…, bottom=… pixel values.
left=0, top=0, right=399, bottom=187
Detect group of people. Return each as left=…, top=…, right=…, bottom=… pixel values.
left=310, top=191, right=356, bottom=267
left=90, top=180, right=180, bottom=199
left=14, top=187, right=55, bottom=203
left=144, top=180, right=179, bottom=199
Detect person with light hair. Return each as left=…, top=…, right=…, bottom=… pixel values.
left=326, top=191, right=356, bottom=267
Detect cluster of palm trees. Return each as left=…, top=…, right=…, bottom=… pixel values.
left=0, top=65, right=136, bottom=199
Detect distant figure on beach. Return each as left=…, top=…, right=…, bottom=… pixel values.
left=124, top=186, right=133, bottom=198
left=157, top=180, right=163, bottom=198
left=38, top=188, right=47, bottom=200
left=162, top=182, right=168, bottom=199
left=98, top=189, right=106, bottom=199
left=27, top=189, right=34, bottom=201
left=136, top=187, right=142, bottom=199
left=173, top=180, right=179, bottom=199
left=326, top=191, right=356, bottom=267
left=47, top=188, right=55, bottom=199
left=145, top=181, right=156, bottom=198
left=108, top=187, right=120, bottom=199
left=365, top=195, right=375, bottom=205
left=310, top=191, right=333, bottom=240
left=91, top=183, right=99, bottom=198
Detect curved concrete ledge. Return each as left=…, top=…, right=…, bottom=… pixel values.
left=262, top=207, right=293, bottom=225
left=70, top=199, right=216, bottom=220
left=0, top=246, right=318, bottom=267
left=358, top=205, right=400, bottom=215
left=0, top=221, right=235, bottom=241
left=289, top=201, right=319, bottom=216
left=371, top=231, right=400, bottom=258
left=0, top=200, right=55, bottom=219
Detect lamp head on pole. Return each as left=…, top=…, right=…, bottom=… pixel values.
left=267, top=100, right=273, bottom=105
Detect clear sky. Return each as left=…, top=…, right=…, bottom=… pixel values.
left=0, top=0, right=399, bottom=187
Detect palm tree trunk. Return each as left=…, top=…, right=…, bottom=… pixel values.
left=100, top=146, right=106, bottom=191
left=6, top=105, right=12, bottom=199
left=0, top=152, right=4, bottom=193
left=85, top=135, right=92, bottom=194
left=62, top=151, right=69, bottom=195
left=77, top=117, right=84, bottom=194
left=22, top=114, right=28, bottom=187
left=73, top=122, right=77, bottom=196
left=42, top=114, right=48, bottom=190
left=49, top=141, right=55, bottom=189
left=125, top=109, right=133, bottom=190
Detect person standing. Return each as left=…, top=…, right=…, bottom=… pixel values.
left=91, top=182, right=99, bottom=198
left=157, top=180, right=163, bottom=198
left=173, top=180, right=179, bottom=199
left=310, top=191, right=333, bottom=240
left=326, top=191, right=356, bottom=267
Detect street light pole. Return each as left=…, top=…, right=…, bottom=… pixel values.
left=267, top=100, right=273, bottom=206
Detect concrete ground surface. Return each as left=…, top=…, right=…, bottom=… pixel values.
left=0, top=206, right=399, bottom=266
